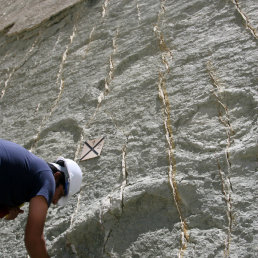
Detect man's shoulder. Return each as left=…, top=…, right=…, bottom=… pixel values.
left=32, top=166, right=55, bottom=207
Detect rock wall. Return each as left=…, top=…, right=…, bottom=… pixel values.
left=0, top=0, right=257, bottom=257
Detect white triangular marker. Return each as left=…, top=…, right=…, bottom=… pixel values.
left=80, top=137, right=105, bottom=161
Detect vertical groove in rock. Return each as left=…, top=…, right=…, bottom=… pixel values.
left=217, top=161, right=233, bottom=258
left=0, top=34, right=40, bottom=99
left=101, top=136, right=129, bottom=257
left=207, top=61, right=234, bottom=257
left=74, top=131, right=85, bottom=161
left=86, top=29, right=118, bottom=127
left=230, top=0, right=258, bottom=39
left=155, top=1, right=189, bottom=256
left=84, top=27, right=95, bottom=56
left=103, top=229, right=113, bottom=257
left=121, top=137, right=129, bottom=211
left=99, top=194, right=120, bottom=257
left=135, top=0, right=141, bottom=24
left=69, top=190, right=82, bottom=227
left=71, top=131, right=84, bottom=231
left=0, top=67, right=15, bottom=100
left=29, top=16, right=78, bottom=152
left=102, top=0, right=110, bottom=18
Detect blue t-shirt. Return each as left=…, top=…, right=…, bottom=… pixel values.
left=0, top=140, right=55, bottom=207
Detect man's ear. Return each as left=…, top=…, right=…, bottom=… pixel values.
left=54, top=171, right=62, bottom=182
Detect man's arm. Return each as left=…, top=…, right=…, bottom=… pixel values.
left=25, top=196, right=50, bottom=258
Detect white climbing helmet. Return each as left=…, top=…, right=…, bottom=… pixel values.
left=52, top=157, right=82, bottom=206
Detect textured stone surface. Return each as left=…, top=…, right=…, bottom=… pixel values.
left=0, top=0, right=257, bottom=257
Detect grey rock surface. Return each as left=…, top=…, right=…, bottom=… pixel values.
left=0, top=0, right=257, bottom=257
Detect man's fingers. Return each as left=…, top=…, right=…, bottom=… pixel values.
left=5, top=207, right=24, bottom=220
left=5, top=213, right=16, bottom=220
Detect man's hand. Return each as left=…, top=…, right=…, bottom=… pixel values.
left=5, top=206, right=24, bottom=220
left=25, top=196, right=50, bottom=258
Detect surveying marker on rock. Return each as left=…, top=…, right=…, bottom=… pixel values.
left=0, top=139, right=82, bottom=258
left=80, top=136, right=105, bottom=161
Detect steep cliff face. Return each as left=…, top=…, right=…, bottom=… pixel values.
left=0, top=0, right=257, bottom=257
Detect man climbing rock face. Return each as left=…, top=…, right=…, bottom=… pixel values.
left=0, top=139, right=82, bottom=258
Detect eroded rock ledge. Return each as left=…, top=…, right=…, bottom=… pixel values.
left=0, top=0, right=82, bottom=36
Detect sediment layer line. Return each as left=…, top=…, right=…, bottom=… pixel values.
left=231, top=0, right=258, bottom=39
left=155, top=1, right=189, bottom=256
left=157, top=74, right=189, bottom=256
left=207, top=61, right=234, bottom=257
